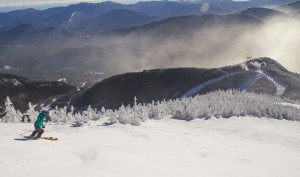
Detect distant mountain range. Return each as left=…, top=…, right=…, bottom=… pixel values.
left=101, top=6, right=288, bottom=38
left=0, top=0, right=298, bottom=33
left=0, top=1, right=298, bottom=46
left=0, top=0, right=297, bottom=44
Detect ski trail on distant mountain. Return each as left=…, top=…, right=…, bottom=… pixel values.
left=68, top=12, right=76, bottom=23
left=264, top=74, right=286, bottom=96
left=181, top=72, right=240, bottom=97
left=249, top=61, right=286, bottom=96
left=239, top=73, right=263, bottom=91
left=238, top=10, right=265, bottom=22
left=183, top=60, right=286, bottom=97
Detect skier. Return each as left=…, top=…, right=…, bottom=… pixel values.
left=29, top=110, right=49, bottom=139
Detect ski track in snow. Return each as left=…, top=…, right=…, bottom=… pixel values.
left=1, top=117, right=300, bottom=177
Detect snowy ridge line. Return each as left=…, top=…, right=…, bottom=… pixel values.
left=182, top=72, right=240, bottom=97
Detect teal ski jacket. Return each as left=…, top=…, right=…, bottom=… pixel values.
left=34, top=112, right=46, bottom=128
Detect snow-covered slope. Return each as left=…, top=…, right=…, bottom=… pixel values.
left=1, top=117, right=300, bottom=177
left=248, top=60, right=286, bottom=96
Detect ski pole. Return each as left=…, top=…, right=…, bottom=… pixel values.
left=20, top=130, right=33, bottom=135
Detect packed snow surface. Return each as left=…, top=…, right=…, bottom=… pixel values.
left=1, top=117, right=300, bottom=177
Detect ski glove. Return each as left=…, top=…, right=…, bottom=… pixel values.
left=42, top=125, right=45, bottom=128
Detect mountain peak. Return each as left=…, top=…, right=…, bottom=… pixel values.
left=102, top=1, right=120, bottom=5
left=245, top=57, right=288, bottom=71
left=5, top=8, right=38, bottom=15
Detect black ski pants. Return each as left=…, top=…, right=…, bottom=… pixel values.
left=30, top=125, right=44, bottom=138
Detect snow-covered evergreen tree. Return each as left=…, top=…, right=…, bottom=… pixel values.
left=1, top=97, right=21, bottom=123
left=49, top=106, right=59, bottom=124
left=2, top=90, right=300, bottom=126
left=23, top=102, right=38, bottom=122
